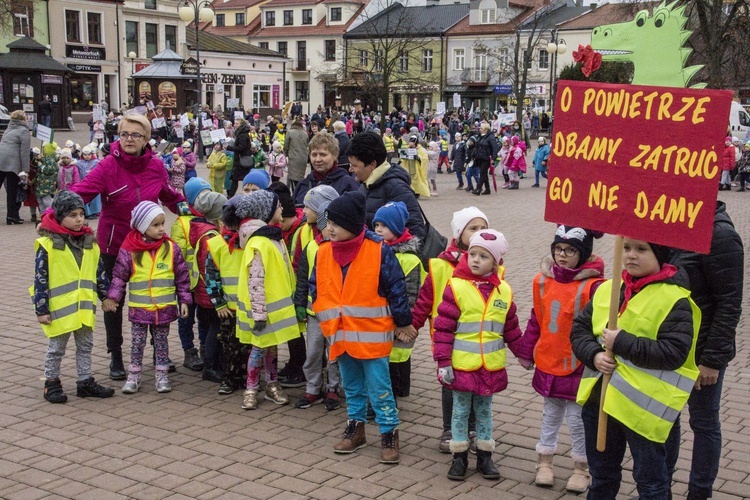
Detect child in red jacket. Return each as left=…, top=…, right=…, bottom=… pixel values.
left=720, top=136, right=736, bottom=190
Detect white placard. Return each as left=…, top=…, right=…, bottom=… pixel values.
left=234, top=111, right=244, bottom=121
left=23, top=104, right=34, bottom=112
left=152, top=117, right=167, bottom=129
left=180, top=114, right=190, bottom=127
left=226, top=98, right=240, bottom=108
left=453, top=93, right=461, bottom=108
left=436, top=102, right=446, bottom=116
left=35, top=124, right=53, bottom=143
left=92, top=104, right=103, bottom=122
left=209, top=128, right=227, bottom=143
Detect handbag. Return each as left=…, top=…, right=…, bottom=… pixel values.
left=239, top=154, right=253, bottom=167
left=418, top=204, right=448, bottom=268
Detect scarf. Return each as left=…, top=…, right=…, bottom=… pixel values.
left=384, top=228, right=413, bottom=247
left=312, top=164, right=339, bottom=181
left=331, top=230, right=366, bottom=267
left=452, top=252, right=501, bottom=287
left=39, top=212, right=92, bottom=237
left=222, top=227, right=239, bottom=253
left=190, top=206, right=204, bottom=218
left=619, top=264, right=678, bottom=314
left=120, top=229, right=171, bottom=253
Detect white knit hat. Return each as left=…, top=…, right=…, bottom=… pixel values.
left=451, top=206, right=488, bottom=241
left=130, top=201, right=165, bottom=234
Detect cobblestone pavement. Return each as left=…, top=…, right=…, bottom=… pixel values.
left=2, top=129, right=748, bottom=499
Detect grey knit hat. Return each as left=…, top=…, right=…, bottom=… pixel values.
left=303, top=185, right=339, bottom=213
left=193, top=191, right=227, bottom=222
left=235, top=190, right=279, bottom=223
left=316, top=200, right=333, bottom=230
left=52, top=190, right=85, bottom=222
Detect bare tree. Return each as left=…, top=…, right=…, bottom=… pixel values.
left=0, top=0, right=37, bottom=38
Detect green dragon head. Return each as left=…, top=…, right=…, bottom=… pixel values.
left=591, top=1, right=704, bottom=88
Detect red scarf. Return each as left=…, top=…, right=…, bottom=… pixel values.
left=619, top=264, right=678, bottom=314
left=120, top=229, right=172, bottom=252
left=222, top=227, right=239, bottom=253
left=312, top=164, right=338, bottom=181
left=384, top=228, right=413, bottom=247
left=331, top=229, right=365, bottom=267
left=452, top=252, right=501, bottom=287
left=39, top=212, right=93, bottom=237
left=190, top=206, right=204, bottom=218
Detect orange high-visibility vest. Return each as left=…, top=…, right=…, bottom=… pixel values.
left=532, top=274, right=601, bottom=376
left=313, top=238, right=395, bottom=361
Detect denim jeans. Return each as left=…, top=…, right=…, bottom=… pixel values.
left=582, top=401, right=672, bottom=500
left=177, top=302, right=197, bottom=350
left=686, top=367, right=725, bottom=498
left=455, top=168, right=464, bottom=186
left=534, top=169, right=548, bottom=185
left=452, top=391, right=493, bottom=443
left=337, top=353, right=398, bottom=434
left=465, top=165, right=479, bottom=189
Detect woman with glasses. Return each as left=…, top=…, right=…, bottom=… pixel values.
left=71, top=114, right=185, bottom=380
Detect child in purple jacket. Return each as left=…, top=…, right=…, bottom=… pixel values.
left=103, top=201, right=192, bottom=394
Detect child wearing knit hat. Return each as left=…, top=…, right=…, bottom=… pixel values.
left=267, top=141, right=287, bottom=182
left=311, top=190, right=416, bottom=464
left=373, top=201, right=425, bottom=399
left=515, top=225, right=605, bottom=493
left=411, top=206, right=491, bottom=453
left=293, top=186, right=341, bottom=410
left=433, top=229, right=525, bottom=481
left=77, top=146, right=101, bottom=219
left=103, top=201, right=193, bottom=394
left=234, top=189, right=300, bottom=410
left=242, top=169, right=271, bottom=193
left=206, top=142, right=228, bottom=193
left=34, top=191, right=115, bottom=403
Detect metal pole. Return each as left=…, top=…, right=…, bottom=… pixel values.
left=195, top=4, right=203, bottom=160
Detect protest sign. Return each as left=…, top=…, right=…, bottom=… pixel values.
left=234, top=111, right=244, bottom=121
left=34, top=124, right=53, bottom=144
left=200, top=130, right=214, bottom=146
left=453, top=93, right=461, bottom=108
left=151, top=117, right=167, bottom=129
left=92, top=104, right=103, bottom=122
left=544, top=80, right=732, bottom=254
left=210, top=128, right=227, bottom=143
left=227, top=98, right=240, bottom=109
left=435, top=102, right=446, bottom=116
left=180, top=114, right=190, bottom=127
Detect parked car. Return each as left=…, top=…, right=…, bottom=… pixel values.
left=0, top=104, right=9, bottom=130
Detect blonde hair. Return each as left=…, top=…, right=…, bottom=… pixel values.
left=308, top=131, right=339, bottom=157
left=10, top=110, right=26, bottom=121
left=118, top=114, right=151, bottom=137
left=332, top=121, right=346, bottom=132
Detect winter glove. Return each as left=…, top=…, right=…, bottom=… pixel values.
left=437, top=366, right=455, bottom=385
left=518, top=358, right=534, bottom=370
left=295, top=306, right=307, bottom=322
left=253, top=320, right=267, bottom=333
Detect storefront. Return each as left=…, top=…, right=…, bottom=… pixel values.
left=0, top=37, right=73, bottom=129
left=131, top=47, right=198, bottom=117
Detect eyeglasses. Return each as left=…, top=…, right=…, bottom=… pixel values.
left=552, top=245, right=579, bottom=257
left=120, top=132, right=144, bottom=141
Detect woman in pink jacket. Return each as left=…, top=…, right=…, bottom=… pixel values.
left=72, top=114, right=185, bottom=380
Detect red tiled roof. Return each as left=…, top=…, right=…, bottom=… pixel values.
left=559, top=2, right=656, bottom=30
left=212, top=0, right=267, bottom=10
left=260, top=0, right=325, bottom=6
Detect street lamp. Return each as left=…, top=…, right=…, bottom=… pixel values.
left=546, top=36, right=566, bottom=131
left=307, top=64, right=312, bottom=116
left=178, top=0, right=214, bottom=160
left=126, top=51, right=137, bottom=106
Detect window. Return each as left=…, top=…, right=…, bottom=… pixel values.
left=479, top=0, right=496, bottom=24
left=265, top=11, right=275, bottom=26
left=259, top=41, right=269, bottom=50
left=66, top=10, right=81, bottom=43
left=165, top=25, right=177, bottom=51
left=481, top=8, right=496, bottom=23
left=399, top=51, right=409, bottom=72
left=422, top=49, right=433, bottom=72
left=277, top=41, right=287, bottom=56
left=86, top=12, right=102, bottom=44
left=145, top=0, right=157, bottom=9
left=145, top=23, right=158, bottom=57
left=359, top=50, right=368, bottom=67
left=236, top=13, right=245, bottom=25
left=473, top=50, right=487, bottom=80
left=374, top=49, right=383, bottom=71
left=302, top=9, right=312, bottom=25
left=283, top=10, right=293, bottom=25
left=126, top=21, right=138, bottom=56
left=325, top=40, right=336, bottom=61
left=253, top=84, right=271, bottom=108
left=538, top=48, right=549, bottom=70
left=215, top=14, right=225, bottom=27
left=330, top=7, right=342, bottom=21
left=14, top=11, right=31, bottom=37
left=296, top=81, right=309, bottom=101
left=297, top=41, right=307, bottom=69
left=453, top=48, right=464, bottom=71
left=498, top=47, right=509, bottom=68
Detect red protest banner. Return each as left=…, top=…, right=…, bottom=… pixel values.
left=544, top=81, right=733, bottom=253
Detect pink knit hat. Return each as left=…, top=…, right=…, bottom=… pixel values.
left=469, top=229, right=509, bottom=264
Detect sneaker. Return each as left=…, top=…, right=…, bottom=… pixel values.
left=155, top=371, right=172, bottom=393
left=277, top=364, right=291, bottom=382
left=438, top=430, right=452, bottom=454
left=44, top=378, right=68, bottom=403
left=324, top=392, right=341, bottom=411
left=279, top=373, right=306, bottom=389
left=183, top=348, right=203, bottom=371
left=76, top=377, right=115, bottom=398
left=242, top=389, right=259, bottom=410
left=265, top=382, right=290, bottom=405
left=295, top=392, right=324, bottom=409
left=531, top=184, right=540, bottom=187
left=218, top=380, right=237, bottom=395
left=122, top=373, right=141, bottom=394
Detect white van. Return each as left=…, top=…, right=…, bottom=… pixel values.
left=728, top=101, right=750, bottom=139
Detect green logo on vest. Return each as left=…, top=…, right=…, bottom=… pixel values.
left=156, top=263, right=169, bottom=270
left=493, top=299, right=507, bottom=309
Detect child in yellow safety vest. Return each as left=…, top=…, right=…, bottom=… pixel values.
left=103, top=201, right=193, bottom=395
left=433, top=229, right=524, bottom=481
left=516, top=226, right=605, bottom=493
left=570, top=238, right=700, bottom=499
left=293, top=185, right=341, bottom=410
left=235, top=190, right=302, bottom=410
left=372, top=201, right=425, bottom=399
left=411, top=206, right=490, bottom=453
left=33, top=192, right=115, bottom=403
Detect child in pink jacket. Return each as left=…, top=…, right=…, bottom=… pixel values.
left=720, top=136, right=736, bottom=190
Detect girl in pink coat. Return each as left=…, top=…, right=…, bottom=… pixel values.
left=504, top=136, right=526, bottom=190
left=720, top=136, right=736, bottom=190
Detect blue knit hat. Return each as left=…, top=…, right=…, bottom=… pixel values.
left=372, top=201, right=409, bottom=237
left=243, top=169, right=271, bottom=190
left=184, top=177, right=211, bottom=205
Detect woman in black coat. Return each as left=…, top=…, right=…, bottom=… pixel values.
left=226, top=121, right=253, bottom=196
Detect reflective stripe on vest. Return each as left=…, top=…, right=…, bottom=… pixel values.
left=191, top=230, right=219, bottom=291
left=31, top=237, right=99, bottom=337
left=390, top=252, right=424, bottom=362
left=384, top=135, right=395, bottom=152
left=304, top=239, right=320, bottom=316
left=206, top=235, right=243, bottom=311
left=532, top=273, right=600, bottom=376
left=171, top=215, right=198, bottom=288
left=128, top=243, right=178, bottom=311
left=576, top=279, right=700, bottom=443
left=448, top=277, right=512, bottom=371
left=235, top=235, right=302, bottom=348
left=312, top=238, right=394, bottom=361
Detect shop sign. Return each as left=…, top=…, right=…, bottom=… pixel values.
left=201, top=73, right=247, bottom=85
left=66, top=45, right=106, bottom=60
left=41, top=74, right=63, bottom=84
left=135, top=63, right=151, bottom=73
left=68, top=64, right=101, bottom=73
left=181, top=58, right=199, bottom=75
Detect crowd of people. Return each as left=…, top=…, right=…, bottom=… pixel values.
left=0, top=100, right=745, bottom=500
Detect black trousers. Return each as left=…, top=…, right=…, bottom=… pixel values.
left=477, top=161, right=491, bottom=192
left=0, top=171, right=21, bottom=220
left=100, top=253, right=125, bottom=353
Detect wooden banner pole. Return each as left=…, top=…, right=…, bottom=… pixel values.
left=597, top=235, right=623, bottom=452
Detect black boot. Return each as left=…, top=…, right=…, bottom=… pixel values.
left=109, top=350, right=126, bottom=380
left=447, top=451, right=469, bottom=481
left=472, top=189, right=481, bottom=196
left=44, top=378, right=68, bottom=403
left=465, top=185, right=474, bottom=192
left=183, top=347, right=204, bottom=371
left=76, top=377, right=115, bottom=398
left=476, top=449, right=500, bottom=480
